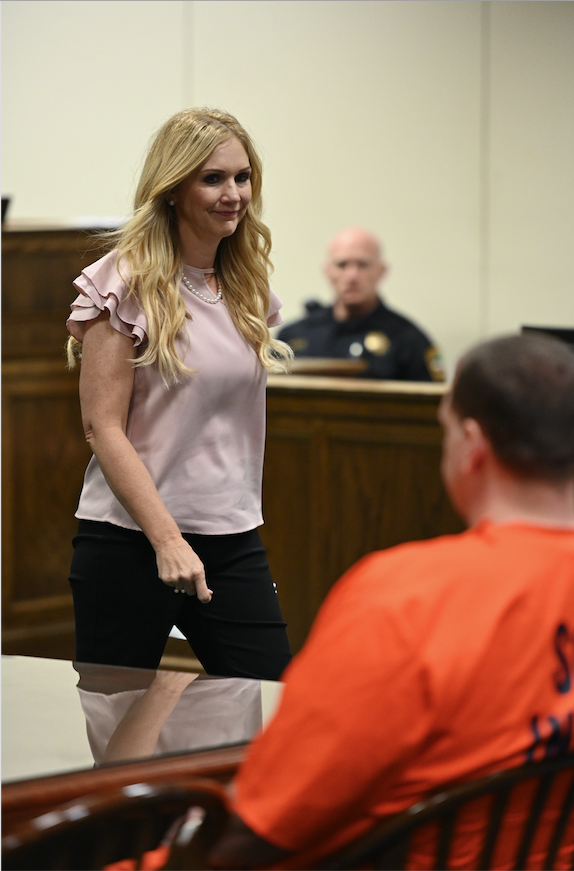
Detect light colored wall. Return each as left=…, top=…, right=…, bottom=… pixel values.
left=487, top=2, right=574, bottom=336
left=191, top=0, right=482, bottom=376
left=2, top=0, right=573, bottom=377
left=1, top=0, right=188, bottom=218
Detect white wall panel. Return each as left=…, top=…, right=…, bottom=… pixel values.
left=190, top=1, right=482, bottom=376
left=1, top=0, right=186, bottom=220
left=487, top=1, right=574, bottom=336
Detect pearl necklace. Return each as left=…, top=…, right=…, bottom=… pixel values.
left=181, top=273, right=223, bottom=304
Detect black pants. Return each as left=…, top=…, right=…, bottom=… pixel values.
left=69, top=520, right=292, bottom=680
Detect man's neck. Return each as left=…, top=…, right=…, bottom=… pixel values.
left=332, top=297, right=380, bottom=322
left=467, top=474, right=574, bottom=529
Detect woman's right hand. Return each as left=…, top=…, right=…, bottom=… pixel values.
left=155, top=536, right=213, bottom=603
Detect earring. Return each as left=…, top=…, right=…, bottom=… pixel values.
left=167, top=198, right=175, bottom=206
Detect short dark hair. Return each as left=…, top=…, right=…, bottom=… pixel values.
left=451, top=333, right=574, bottom=481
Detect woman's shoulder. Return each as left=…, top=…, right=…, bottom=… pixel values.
left=267, top=287, right=284, bottom=327
left=69, top=249, right=147, bottom=345
left=79, top=249, right=127, bottom=288
left=75, top=249, right=138, bottom=308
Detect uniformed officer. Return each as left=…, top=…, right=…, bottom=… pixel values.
left=278, top=227, right=445, bottom=382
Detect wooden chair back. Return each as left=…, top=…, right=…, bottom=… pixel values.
left=1, top=778, right=229, bottom=871
left=317, top=754, right=574, bottom=870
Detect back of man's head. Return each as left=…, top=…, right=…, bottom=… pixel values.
left=451, top=333, right=574, bottom=482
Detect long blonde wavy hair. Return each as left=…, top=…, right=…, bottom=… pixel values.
left=67, top=107, right=292, bottom=384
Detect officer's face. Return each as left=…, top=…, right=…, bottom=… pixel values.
left=324, top=234, right=386, bottom=313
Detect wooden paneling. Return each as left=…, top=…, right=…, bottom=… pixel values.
left=260, top=430, right=316, bottom=654
left=2, top=360, right=91, bottom=635
left=2, top=227, right=101, bottom=657
left=2, top=225, right=104, bottom=359
left=261, top=376, right=465, bottom=654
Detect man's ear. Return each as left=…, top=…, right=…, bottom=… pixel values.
left=377, top=262, right=388, bottom=282
left=461, top=418, right=490, bottom=473
left=323, top=260, right=334, bottom=281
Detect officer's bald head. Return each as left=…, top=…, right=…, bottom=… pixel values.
left=324, top=228, right=387, bottom=320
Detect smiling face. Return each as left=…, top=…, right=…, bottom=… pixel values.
left=172, top=137, right=252, bottom=260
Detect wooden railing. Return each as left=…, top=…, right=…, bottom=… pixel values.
left=2, top=225, right=101, bottom=658
left=262, top=375, right=464, bottom=653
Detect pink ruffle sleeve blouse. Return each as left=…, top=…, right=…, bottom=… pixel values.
left=67, top=251, right=283, bottom=535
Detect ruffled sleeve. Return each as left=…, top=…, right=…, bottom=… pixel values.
left=67, top=250, right=148, bottom=346
left=267, top=288, right=284, bottom=328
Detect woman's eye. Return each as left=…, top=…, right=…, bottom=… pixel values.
left=203, top=174, right=220, bottom=185
left=236, top=173, right=251, bottom=184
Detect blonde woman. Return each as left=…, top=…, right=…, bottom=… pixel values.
left=67, top=108, right=292, bottom=679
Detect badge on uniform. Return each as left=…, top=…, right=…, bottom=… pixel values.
left=364, top=332, right=390, bottom=356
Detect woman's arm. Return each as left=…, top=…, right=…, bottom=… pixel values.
left=79, top=311, right=212, bottom=602
left=101, top=671, right=199, bottom=763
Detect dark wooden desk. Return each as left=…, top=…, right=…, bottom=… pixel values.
left=2, top=225, right=102, bottom=658
left=262, top=375, right=464, bottom=653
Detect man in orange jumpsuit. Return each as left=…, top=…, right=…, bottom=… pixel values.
left=210, top=332, right=574, bottom=869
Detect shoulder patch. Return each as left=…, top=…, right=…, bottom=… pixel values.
left=288, top=337, right=309, bottom=352
left=425, top=346, right=446, bottom=382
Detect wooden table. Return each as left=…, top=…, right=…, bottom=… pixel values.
left=2, top=654, right=282, bottom=832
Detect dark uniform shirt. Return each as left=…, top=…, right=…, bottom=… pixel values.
left=277, top=299, right=445, bottom=382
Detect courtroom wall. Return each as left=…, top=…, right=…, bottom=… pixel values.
left=2, top=0, right=573, bottom=376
